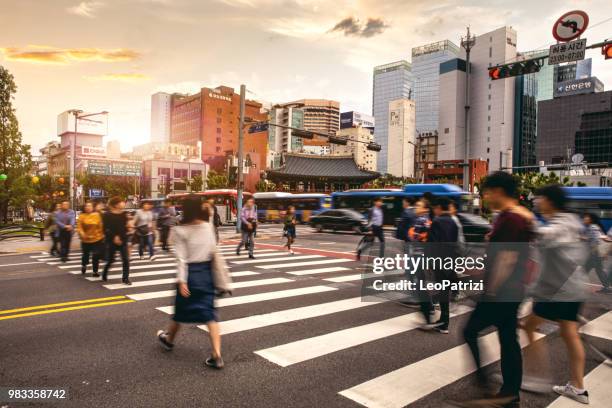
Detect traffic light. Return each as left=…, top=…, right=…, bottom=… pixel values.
left=291, top=129, right=315, bottom=139
left=328, top=135, right=348, bottom=145
left=366, top=142, right=382, bottom=152
left=488, top=56, right=544, bottom=80
left=604, top=44, right=612, bottom=60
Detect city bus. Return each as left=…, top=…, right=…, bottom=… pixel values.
left=564, top=187, right=612, bottom=232
left=331, top=184, right=473, bottom=225
left=254, top=192, right=331, bottom=223
left=168, top=189, right=252, bottom=224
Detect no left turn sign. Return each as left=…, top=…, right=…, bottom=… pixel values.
left=552, top=10, right=589, bottom=42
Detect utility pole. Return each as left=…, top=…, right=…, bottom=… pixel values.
left=461, top=27, right=476, bottom=192
left=236, top=84, right=246, bottom=232
left=70, top=111, right=78, bottom=209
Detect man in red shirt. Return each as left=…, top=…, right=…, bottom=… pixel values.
left=459, top=171, right=533, bottom=408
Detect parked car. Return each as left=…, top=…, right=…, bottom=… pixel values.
left=456, top=212, right=491, bottom=242
left=310, top=209, right=368, bottom=233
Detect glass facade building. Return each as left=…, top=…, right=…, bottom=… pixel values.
left=372, top=61, right=413, bottom=174
left=411, top=40, right=460, bottom=135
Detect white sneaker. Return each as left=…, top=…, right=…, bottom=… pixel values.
left=150, top=255, right=157, bottom=261
left=553, top=383, right=589, bottom=404
left=290, top=250, right=294, bottom=255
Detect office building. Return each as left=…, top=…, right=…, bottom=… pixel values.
left=415, top=131, right=439, bottom=182
left=438, top=26, right=518, bottom=172
left=275, top=99, right=339, bottom=149
left=340, top=111, right=375, bottom=131
left=169, top=85, right=268, bottom=172
left=333, top=125, right=377, bottom=171
left=150, top=92, right=174, bottom=143
left=423, top=159, right=488, bottom=191
left=412, top=40, right=460, bottom=135
left=130, top=142, right=200, bottom=161
left=268, top=105, right=305, bottom=153
left=537, top=90, right=611, bottom=164
left=142, top=159, right=208, bottom=198
left=372, top=60, right=414, bottom=173
left=387, top=99, right=416, bottom=178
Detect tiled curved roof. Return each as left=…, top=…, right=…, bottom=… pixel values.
left=266, top=154, right=379, bottom=181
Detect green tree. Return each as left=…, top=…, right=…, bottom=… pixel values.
left=0, top=65, right=33, bottom=223
left=77, top=174, right=138, bottom=201
left=207, top=169, right=228, bottom=189
left=255, top=180, right=276, bottom=192
left=190, top=175, right=204, bottom=192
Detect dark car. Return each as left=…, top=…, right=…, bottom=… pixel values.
left=456, top=213, right=491, bottom=242
left=310, top=209, right=368, bottom=233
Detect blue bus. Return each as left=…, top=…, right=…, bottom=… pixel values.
left=254, top=192, right=331, bottom=223
left=331, top=184, right=474, bottom=225
left=563, top=187, right=612, bottom=232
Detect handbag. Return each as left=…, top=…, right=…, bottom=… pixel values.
left=136, top=225, right=150, bottom=236
left=211, top=250, right=233, bottom=296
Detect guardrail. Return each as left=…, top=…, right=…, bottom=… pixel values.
left=0, top=225, right=45, bottom=241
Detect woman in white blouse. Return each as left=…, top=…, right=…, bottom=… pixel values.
left=157, top=196, right=232, bottom=369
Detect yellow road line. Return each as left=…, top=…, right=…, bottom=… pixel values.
left=0, top=296, right=128, bottom=315
left=0, top=299, right=135, bottom=320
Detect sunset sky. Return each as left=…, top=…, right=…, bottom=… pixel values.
left=2, top=0, right=611, bottom=154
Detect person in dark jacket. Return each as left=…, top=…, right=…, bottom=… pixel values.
left=395, top=198, right=416, bottom=241
left=45, top=203, right=61, bottom=256
left=419, top=196, right=458, bottom=334
left=158, top=199, right=176, bottom=251
left=207, top=198, right=222, bottom=243
left=102, top=196, right=131, bottom=285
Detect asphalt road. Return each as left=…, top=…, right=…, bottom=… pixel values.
left=1, top=225, right=611, bottom=408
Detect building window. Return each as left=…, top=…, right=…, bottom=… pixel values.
left=444, top=128, right=449, bottom=134
left=191, top=169, right=202, bottom=178
left=174, top=168, right=188, bottom=178
left=488, top=115, right=491, bottom=122
left=158, top=167, right=171, bottom=177
left=215, top=146, right=221, bottom=153
left=488, top=105, right=491, bottom=111
left=488, top=94, right=491, bottom=100
left=216, top=128, right=221, bottom=134
left=487, top=126, right=490, bottom=132
left=488, top=84, right=491, bottom=89
left=216, top=117, right=222, bottom=124
left=489, top=47, right=492, bottom=58
left=217, top=108, right=222, bottom=114
left=216, top=137, right=221, bottom=143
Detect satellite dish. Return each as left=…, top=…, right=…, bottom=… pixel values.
left=571, top=153, right=584, bottom=164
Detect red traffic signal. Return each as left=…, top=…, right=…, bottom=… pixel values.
left=489, top=67, right=500, bottom=80
left=604, top=44, right=612, bottom=60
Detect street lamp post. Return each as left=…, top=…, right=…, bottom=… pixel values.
left=236, top=85, right=246, bottom=232
left=68, top=110, right=108, bottom=209
left=461, top=27, right=476, bottom=192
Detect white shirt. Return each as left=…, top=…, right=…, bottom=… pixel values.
left=173, top=222, right=218, bottom=283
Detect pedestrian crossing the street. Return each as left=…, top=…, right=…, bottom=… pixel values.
left=29, top=244, right=612, bottom=407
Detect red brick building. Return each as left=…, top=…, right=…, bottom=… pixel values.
left=170, top=86, right=268, bottom=173
left=422, top=159, right=488, bottom=192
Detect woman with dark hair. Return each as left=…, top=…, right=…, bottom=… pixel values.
left=157, top=196, right=232, bottom=369
left=77, top=201, right=104, bottom=276
left=522, top=184, right=590, bottom=403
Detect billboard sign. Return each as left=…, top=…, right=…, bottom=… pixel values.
left=554, top=77, right=602, bottom=98
left=81, top=146, right=106, bottom=157
left=57, top=111, right=108, bottom=136
left=87, top=160, right=142, bottom=176
left=548, top=38, right=587, bottom=65
left=89, top=189, right=104, bottom=198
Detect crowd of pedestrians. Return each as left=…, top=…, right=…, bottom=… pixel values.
left=357, top=171, right=611, bottom=406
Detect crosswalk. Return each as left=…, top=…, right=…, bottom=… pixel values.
left=31, top=243, right=612, bottom=407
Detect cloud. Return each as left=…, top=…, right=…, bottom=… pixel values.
left=84, top=73, right=151, bottom=82
left=329, top=16, right=389, bottom=38
left=0, top=46, right=141, bottom=64
left=66, top=1, right=104, bottom=18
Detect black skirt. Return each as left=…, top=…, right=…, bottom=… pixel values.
left=533, top=301, right=582, bottom=322
left=173, top=261, right=217, bottom=323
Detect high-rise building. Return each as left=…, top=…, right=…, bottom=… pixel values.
left=169, top=85, right=268, bottom=171
left=151, top=92, right=173, bottom=143
left=387, top=99, right=416, bottom=178
left=333, top=125, right=377, bottom=171
left=372, top=60, right=414, bottom=174
left=268, top=105, right=305, bottom=153
left=438, top=27, right=518, bottom=171
left=415, top=131, right=439, bottom=182
left=275, top=99, right=339, bottom=141
left=412, top=40, right=460, bottom=135
left=537, top=89, right=611, bottom=164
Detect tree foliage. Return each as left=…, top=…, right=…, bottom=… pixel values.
left=369, top=173, right=416, bottom=189
left=77, top=174, right=138, bottom=201
left=0, top=65, right=33, bottom=223
left=206, top=169, right=228, bottom=190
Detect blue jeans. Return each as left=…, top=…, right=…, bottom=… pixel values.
left=138, top=234, right=154, bottom=258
